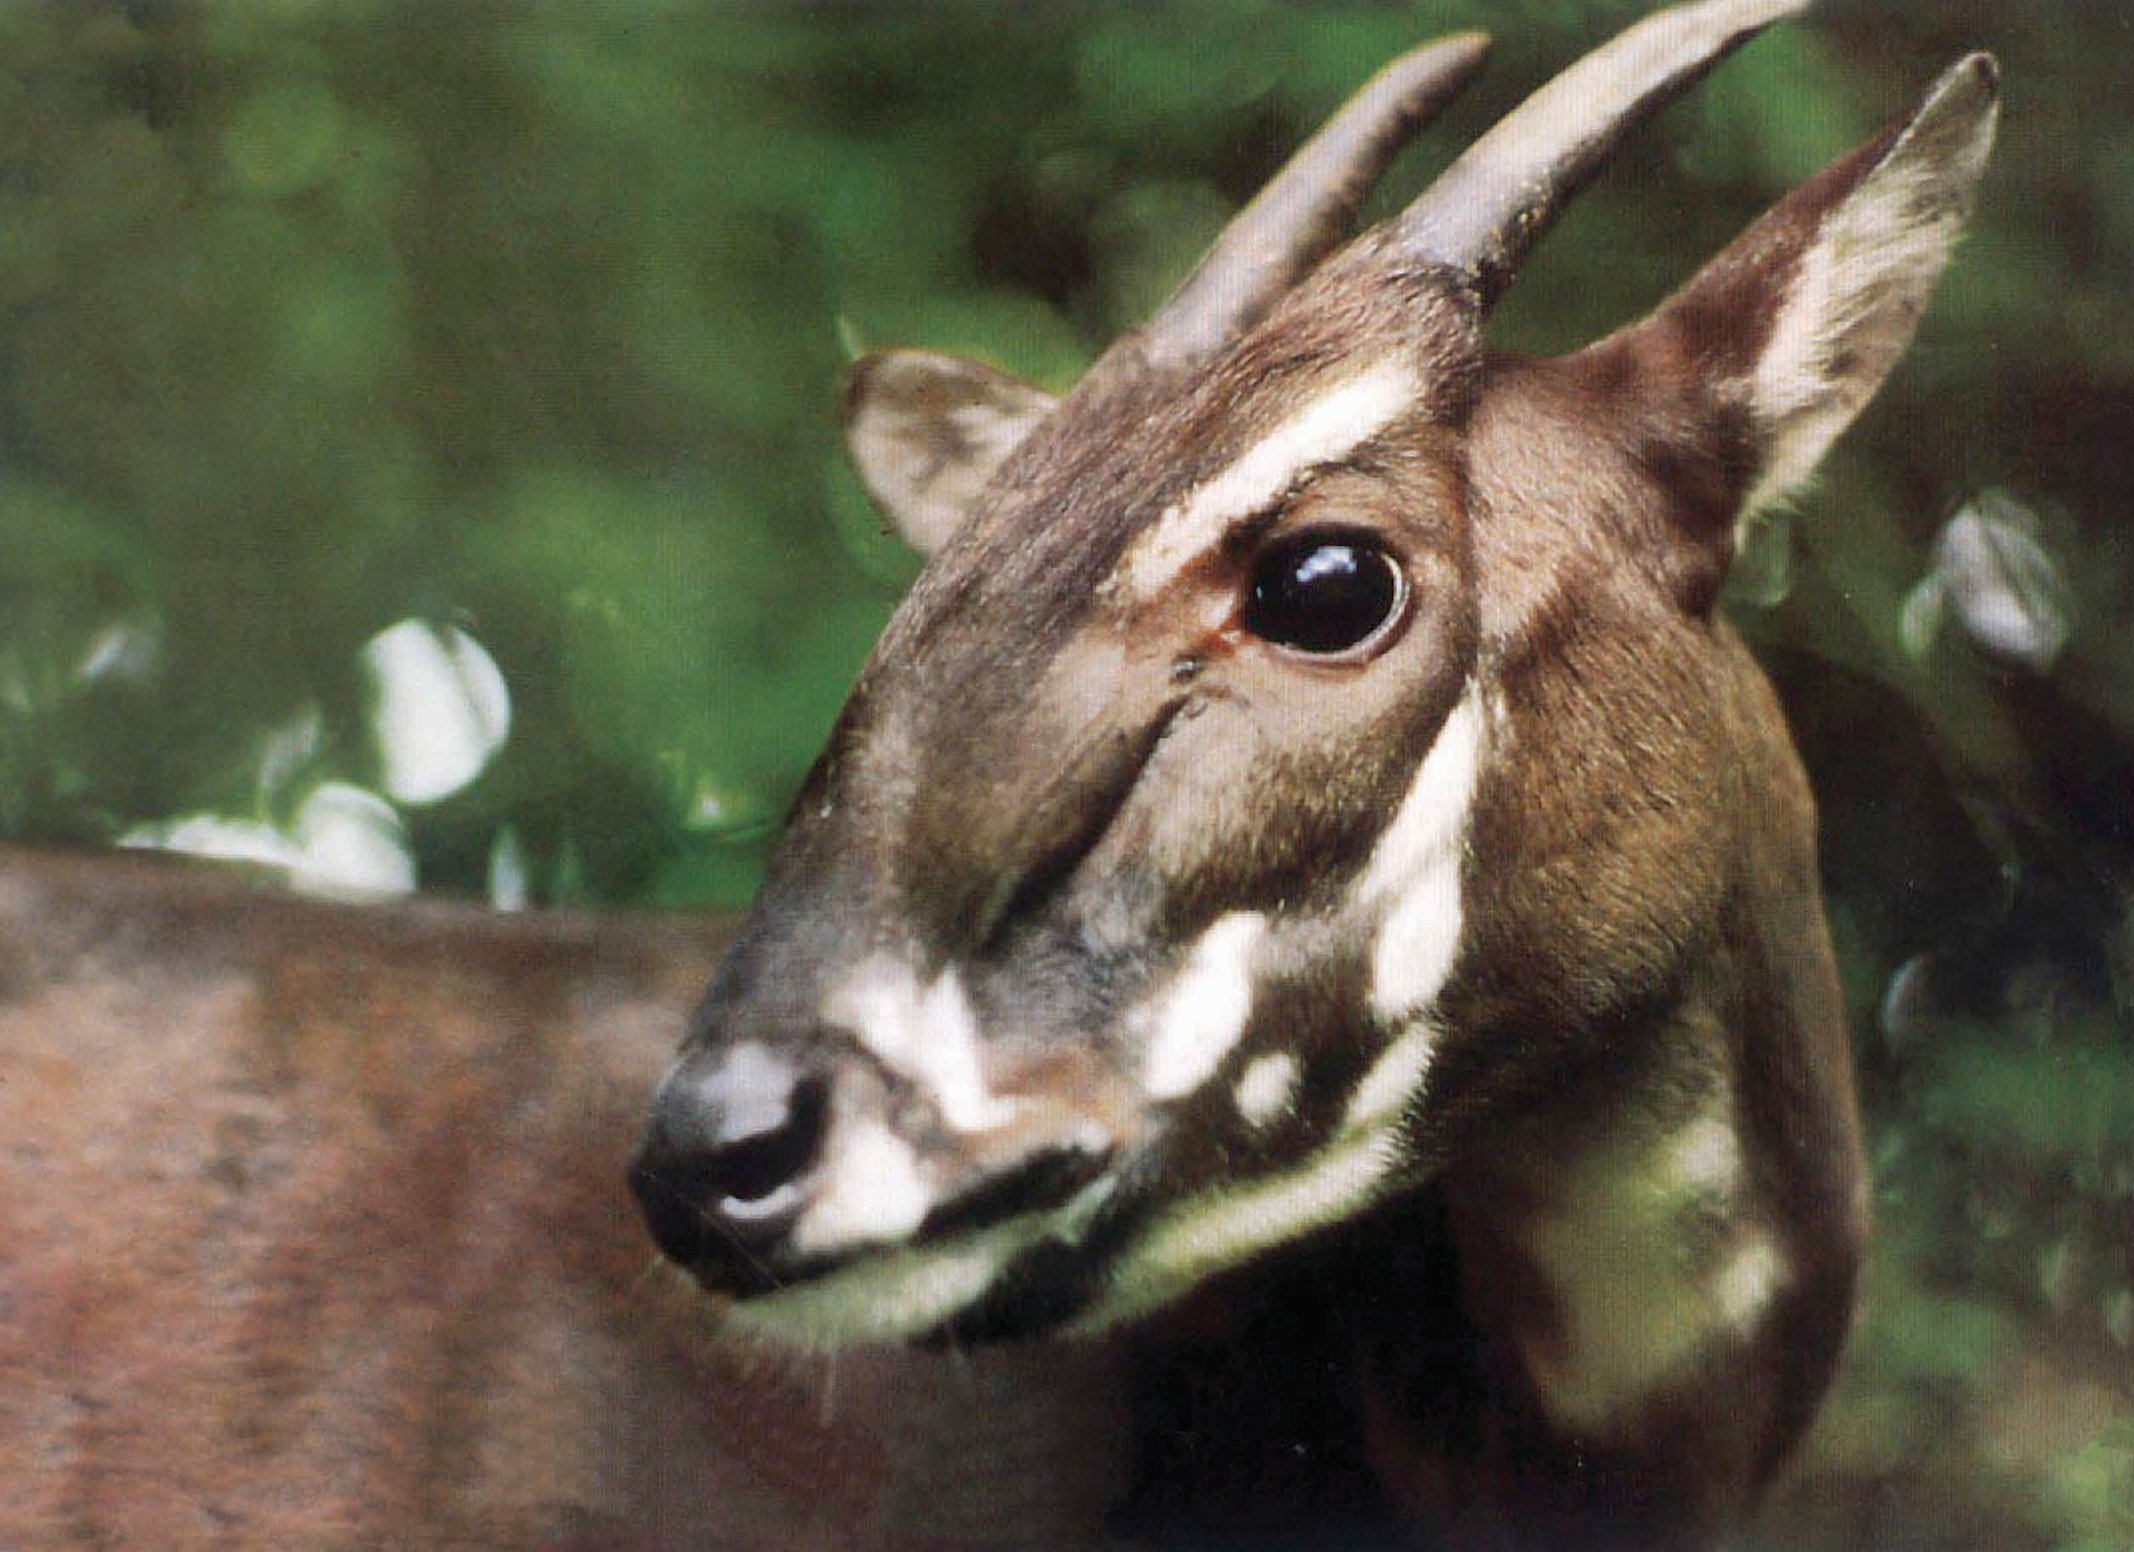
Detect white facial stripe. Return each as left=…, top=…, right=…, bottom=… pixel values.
left=1075, top=689, right=1486, bottom=1324
left=728, top=1176, right=1118, bottom=1352
left=1124, top=358, right=1417, bottom=599
left=1356, top=682, right=1488, bottom=1025
left=1070, top=1126, right=1408, bottom=1334
left=1141, top=912, right=1268, bottom=1100
left=732, top=1222, right=1032, bottom=1352
left=789, top=1116, right=930, bottom=1256
left=823, top=957, right=1019, bottom=1132
left=1233, top=1053, right=1299, bottom=1128
left=1340, top=1023, right=1435, bottom=1133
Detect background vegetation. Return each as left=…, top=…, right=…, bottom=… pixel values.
left=0, top=1, right=2126, bottom=1546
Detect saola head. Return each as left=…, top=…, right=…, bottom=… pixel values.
left=631, top=0, right=1996, bottom=1350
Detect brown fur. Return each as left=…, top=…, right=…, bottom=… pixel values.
left=3, top=17, right=1993, bottom=1552
left=0, top=847, right=1127, bottom=1551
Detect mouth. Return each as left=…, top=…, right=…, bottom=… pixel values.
left=700, top=1166, right=1128, bottom=1351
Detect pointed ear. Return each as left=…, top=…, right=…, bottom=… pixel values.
left=840, top=349, right=1059, bottom=556
left=1621, top=53, right=1999, bottom=517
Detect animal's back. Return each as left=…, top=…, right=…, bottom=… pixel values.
left=0, top=846, right=1126, bottom=1550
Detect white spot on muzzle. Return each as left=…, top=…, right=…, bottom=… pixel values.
left=1356, top=683, right=1488, bottom=1026
left=824, top=957, right=1018, bottom=1132
left=1123, top=358, right=1418, bottom=599
left=1141, top=912, right=1268, bottom=1100
left=789, top=1116, right=930, bottom=1256
left=1233, top=1052, right=1299, bottom=1127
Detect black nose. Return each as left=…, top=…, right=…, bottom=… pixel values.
left=629, top=1043, right=831, bottom=1290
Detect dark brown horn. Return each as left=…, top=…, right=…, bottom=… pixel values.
left=1396, top=0, right=1806, bottom=309
left=1108, top=31, right=1491, bottom=382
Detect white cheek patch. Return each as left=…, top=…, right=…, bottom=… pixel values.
left=1002, top=688, right=1484, bottom=1336
left=1141, top=911, right=1269, bottom=1100
left=1122, top=358, right=1417, bottom=600
left=1663, top=1114, right=1744, bottom=1199
left=1356, top=682, right=1489, bottom=1026
left=1233, top=1053, right=1299, bottom=1128
left=1515, top=1108, right=1790, bottom=1434
left=823, top=956, right=1019, bottom=1133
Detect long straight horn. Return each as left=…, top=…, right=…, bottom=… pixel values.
left=1119, top=31, right=1491, bottom=380
left=1397, top=0, right=1807, bottom=309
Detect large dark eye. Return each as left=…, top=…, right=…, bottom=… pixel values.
left=1240, top=534, right=1407, bottom=657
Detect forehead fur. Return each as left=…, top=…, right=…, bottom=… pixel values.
left=887, top=240, right=1481, bottom=669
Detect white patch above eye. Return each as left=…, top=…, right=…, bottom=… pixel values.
left=789, top=1116, right=930, bottom=1256
left=1356, top=682, right=1488, bottom=1025
left=823, top=957, right=1019, bottom=1132
left=1123, top=357, right=1417, bottom=599
left=1233, top=1052, right=1299, bottom=1127
left=1141, top=912, right=1269, bottom=1100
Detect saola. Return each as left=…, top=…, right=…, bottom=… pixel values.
left=632, top=0, right=1999, bottom=1546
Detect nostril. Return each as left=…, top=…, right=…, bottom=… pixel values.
left=630, top=1048, right=832, bottom=1278
left=701, top=1075, right=827, bottom=1212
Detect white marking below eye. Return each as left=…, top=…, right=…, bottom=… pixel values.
left=1356, top=682, right=1487, bottom=1025
left=824, top=957, right=1019, bottom=1132
left=1123, top=357, right=1417, bottom=599
left=1141, top=912, right=1269, bottom=1100
left=1233, top=1052, right=1299, bottom=1127
left=1063, top=404, right=1476, bottom=1324
left=788, top=1115, right=930, bottom=1256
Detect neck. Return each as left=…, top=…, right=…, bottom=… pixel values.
left=1382, top=934, right=1862, bottom=1547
